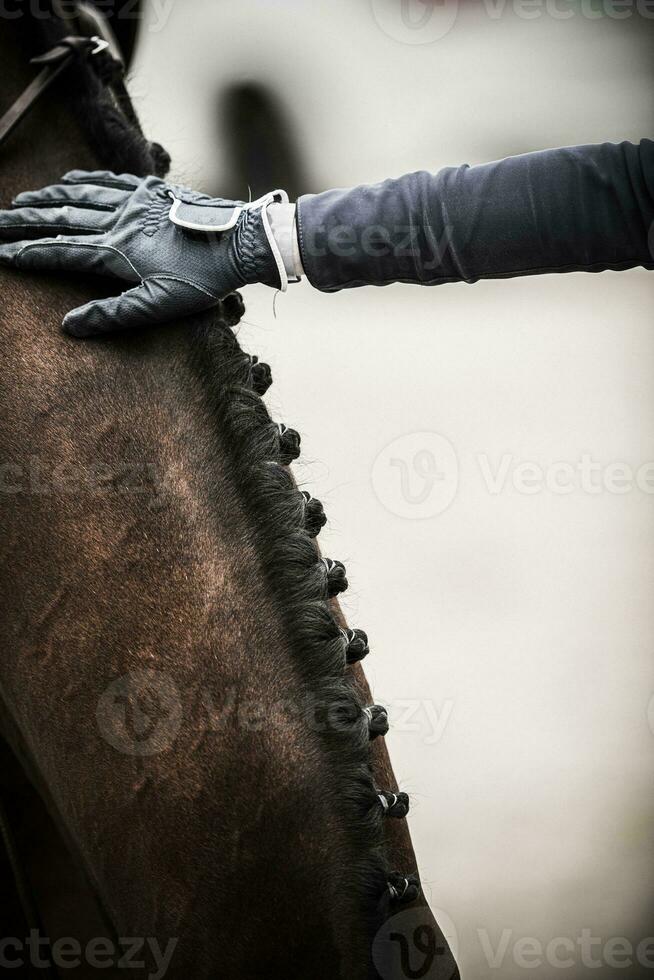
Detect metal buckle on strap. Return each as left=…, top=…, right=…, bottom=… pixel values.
left=73, top=0, right=125, bottom=69
left=90, top=36, right=110, bottom=56
left=30, top=35, right=101, bottom=67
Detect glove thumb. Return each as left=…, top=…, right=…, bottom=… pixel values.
left=63, top=277, right=216, bottom=337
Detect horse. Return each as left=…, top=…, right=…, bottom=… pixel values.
left=0, top=4, right=459, bottom=977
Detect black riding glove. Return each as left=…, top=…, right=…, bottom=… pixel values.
left=0, top=169, right=290, bottom=336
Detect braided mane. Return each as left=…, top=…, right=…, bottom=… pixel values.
left=185, top=300, right=391, bottom=934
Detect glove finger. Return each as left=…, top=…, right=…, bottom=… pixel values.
left=13, top=182, right=128, bottom=212
left=0, top=238, right=31, bottom=265
left=61, top=169, right=142, bottom=191
left=0, top=237, right=133, bottom=278
left=0, top=205, right=115, bottom=239
left=0, top=237, right=81, bottom=267
left=63, top=276, right=217, bottom=338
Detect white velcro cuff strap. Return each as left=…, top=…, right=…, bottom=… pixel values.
left=258, top=189, right=289, bottom=292
left=168, top=188, right=290, bottom=291
left=168, top=195, right=243, bottom=232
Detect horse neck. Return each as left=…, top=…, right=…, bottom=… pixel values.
left=0, top=22, right=379, bottom=977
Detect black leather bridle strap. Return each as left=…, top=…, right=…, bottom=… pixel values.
left=0, top=34, right=108, bottom=147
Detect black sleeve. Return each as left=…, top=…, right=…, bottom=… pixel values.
left=296, top=140, right=654, bottom=291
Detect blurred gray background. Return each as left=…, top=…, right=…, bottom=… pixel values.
left=131, top=3, right=653, bottom=977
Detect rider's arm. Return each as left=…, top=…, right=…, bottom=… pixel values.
left=0, top=140, right=650, bottom=336
left=290, top=139, right=654, bottom=290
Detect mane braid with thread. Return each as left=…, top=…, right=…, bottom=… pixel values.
left=20, top=5, right=410, bottom=966
left=185, top=307, right=391, bottom=943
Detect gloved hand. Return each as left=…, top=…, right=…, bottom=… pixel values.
left=0, top=170, right=290, bottom=336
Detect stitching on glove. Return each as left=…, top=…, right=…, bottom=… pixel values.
left=16, top=241, right=141, bottom=281
left=141, top=194, right=171, bottom=238
left=62, top=177, right=138, bottom=191
left=12, top=200, right=116, bottom=212
left=143, top=273, right=218, bottom=300
left=6, top=223, right=97, bottom=234
left=238, top=211, right=257, bottom=282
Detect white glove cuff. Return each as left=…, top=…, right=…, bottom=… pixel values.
left=267, top=202, right=304, bottom=284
